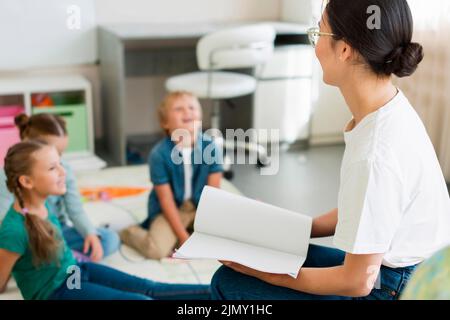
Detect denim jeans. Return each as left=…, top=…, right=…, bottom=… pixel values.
left=49, top=262, right=211, bottom=300
left=211, top=244, right=418, bottom=300
left=62, top=225, right=121, bottom=258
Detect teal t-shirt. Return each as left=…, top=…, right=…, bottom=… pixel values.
left=0, top=204, right=77, bottom=300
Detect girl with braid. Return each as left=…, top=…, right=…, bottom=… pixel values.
left=0, top=140, right=210, bottom=300
left=0, top=113, right=120, bottom=261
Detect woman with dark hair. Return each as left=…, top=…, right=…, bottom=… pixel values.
left=210, top=0, right=450, bottom=300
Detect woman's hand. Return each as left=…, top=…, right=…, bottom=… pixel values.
left=220, top=252, right=384, bottom=297
left=311, top=208, right=338, bottom=238
left=83, top=234, right=104, bottom=262
left=219, top=261, right=282, bottom=286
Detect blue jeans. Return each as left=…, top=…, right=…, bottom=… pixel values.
left=62, top=225, right=121, bottom=257
left=49, top=262, right=211, bottom=300
left=211, top=244, right=418, bottom=300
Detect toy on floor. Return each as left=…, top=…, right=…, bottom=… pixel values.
left=79, top=186, right=151, bottom=202
left=71, top=250, right=91, bottom=263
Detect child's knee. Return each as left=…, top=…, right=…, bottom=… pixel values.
left=142, top=240, right=172, bottom=260
left=119, top=224, right=175, bottom=259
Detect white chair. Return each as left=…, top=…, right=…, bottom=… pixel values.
left=165, top=24, right=276, bottom=178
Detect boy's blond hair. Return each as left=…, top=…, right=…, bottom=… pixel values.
left=157, top=91, right=201, bottom=135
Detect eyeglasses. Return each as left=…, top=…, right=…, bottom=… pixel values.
left=307, top=27, right=336, bottom=48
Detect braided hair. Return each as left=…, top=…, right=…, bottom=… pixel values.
left=4, top=140, right=62, bottom=267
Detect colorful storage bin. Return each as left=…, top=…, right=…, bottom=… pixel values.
left=32, top=105, right=89, bottom=153
left=0, top=105, right=24, bottom=167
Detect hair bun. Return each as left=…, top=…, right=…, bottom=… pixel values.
left=385, top=42, right=424, bottom=78
left=14, top=113, right=30, bottom=129
left=14, top=113, right=30, bottom=138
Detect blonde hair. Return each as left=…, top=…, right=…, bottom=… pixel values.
left=157, top=91, right=201, bottom=135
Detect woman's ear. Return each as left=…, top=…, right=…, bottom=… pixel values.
left=18, top=175, right=33, bottom=191
left=338, top=41, right=354, bottom=63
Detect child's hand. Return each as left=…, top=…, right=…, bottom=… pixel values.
left=178, top=231, right=190, bottom=246
left=83, top=234, right=104, bottom=262
left=0, top=276, right=9, bottom=293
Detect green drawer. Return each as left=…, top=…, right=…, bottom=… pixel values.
left=32, top=105, right=89, bottom=153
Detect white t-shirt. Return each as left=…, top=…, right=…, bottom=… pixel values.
left=181, top=147, right=193, bottom=201
left=334, top=90, right=450, bottom=268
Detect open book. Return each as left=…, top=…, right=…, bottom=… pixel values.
left=173, top=186, right=312, bottom=278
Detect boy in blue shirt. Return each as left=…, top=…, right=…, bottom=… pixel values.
left=120, top=91, right=223, bottom=259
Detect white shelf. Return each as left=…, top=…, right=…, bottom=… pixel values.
left=0, top=74, right=104, bottom=172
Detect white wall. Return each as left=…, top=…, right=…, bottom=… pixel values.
left=282, top=0, right=350, bottom=144
left=281, top=0, right=313, bottom=24
left=94, top=0, right=283, bottom=137
left=0, top=0, right=97, bottom=71
left=94, top=0, right=281, bottom=25
left=310, top=64, right=351, bottom=145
